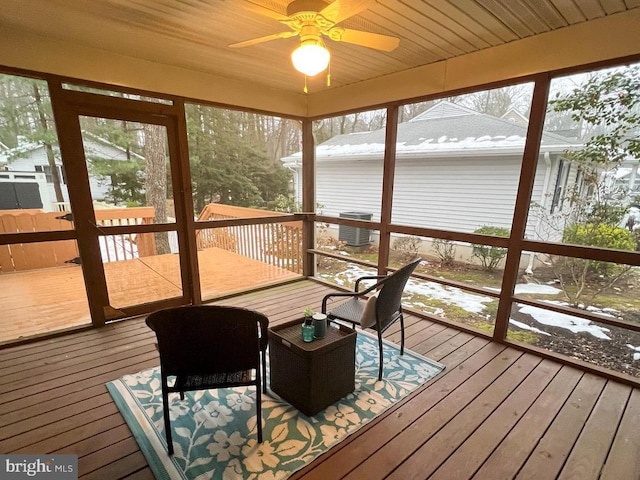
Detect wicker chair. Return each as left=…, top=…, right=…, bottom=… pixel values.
left=145, top=305, right=269, bottom=455
left=321, top=258, right=421, bottom=380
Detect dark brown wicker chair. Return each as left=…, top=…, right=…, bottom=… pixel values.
left=145, top=305, right=269, bottom=455
left=321, top=258, right=421, bottom=380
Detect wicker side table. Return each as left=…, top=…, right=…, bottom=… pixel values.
left=268, top=319, right=356, bottom=416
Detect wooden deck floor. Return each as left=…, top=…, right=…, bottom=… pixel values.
left=0, top=247, right=299, bottom=344
left=1, top=280, right=638, bottom=479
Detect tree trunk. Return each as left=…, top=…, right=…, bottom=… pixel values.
left=143, top=123, right=171, bottom=254
left=32, top=83, right=64, bottom=203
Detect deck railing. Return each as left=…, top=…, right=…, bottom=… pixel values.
left=0, top=207, right=156, bottom=272
left=93, top=207, right=156, bottom=261
left=196, top=204, right=303, bottom=274
left=0, top=210, right=77, bottom=272
left=0, top=204, right=301, bottom=274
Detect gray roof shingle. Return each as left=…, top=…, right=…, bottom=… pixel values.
left=315, top=101, right=577, bottom=156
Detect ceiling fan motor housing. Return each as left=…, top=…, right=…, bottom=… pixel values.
left=228, top=0, right=399, bottom=58
left=286, top=0, right=328, bottom=19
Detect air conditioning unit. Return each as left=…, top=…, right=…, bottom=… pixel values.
left=338, top=212, right=372, bottom=247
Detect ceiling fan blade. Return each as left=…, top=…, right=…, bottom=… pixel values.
left=319, top=0, right=375, bottom=24
left=240, top=1, right=290, bottom=22
left=330, top=27, right=399, bottom=51
left=229, top=31, right=297, bottom=48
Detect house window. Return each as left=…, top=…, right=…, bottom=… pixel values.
left=35, top=165, right=66, bottom=184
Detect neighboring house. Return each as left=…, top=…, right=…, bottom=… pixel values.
left=613, top=160, right=640, bottom=198
left=0, top=132, right=141, bottom=211
left=500, top=108, right=529, bottom=127
left=282, top=101, right=582, bottom=245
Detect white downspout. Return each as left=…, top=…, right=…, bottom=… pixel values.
left=525, top=152, right=552, bottom=274
left=628, top=160, right=638, bottom=194
left=284, top=158, right=302, bottom=205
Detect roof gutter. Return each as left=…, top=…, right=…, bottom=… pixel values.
left=282, top=144, right=577, bottom=165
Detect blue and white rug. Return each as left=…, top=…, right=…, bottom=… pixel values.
left=106, top=331, right=445, bottom=480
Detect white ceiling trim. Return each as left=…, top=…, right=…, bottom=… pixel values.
left=0, top=23, right=308, bottom=117
left=307, top=8, right=640, bottom=116
left=1, top=6, right=639, bottom=119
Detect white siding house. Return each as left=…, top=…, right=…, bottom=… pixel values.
left=0, top=133, right=140, bottom=211
left=283, top=102, right=580, bottom=242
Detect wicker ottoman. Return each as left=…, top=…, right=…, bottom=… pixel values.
left=268, top=319, right=356, bottom=416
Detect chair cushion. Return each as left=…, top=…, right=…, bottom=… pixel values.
left=360, top=292, right=379, bottom=329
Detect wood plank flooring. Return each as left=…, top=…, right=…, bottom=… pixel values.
left=0, top=280, right=638, bottom=480
left=0, top=247, right=299, bottom=344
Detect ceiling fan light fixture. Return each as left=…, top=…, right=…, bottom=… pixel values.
left=291, top=39, right=330, bottom=76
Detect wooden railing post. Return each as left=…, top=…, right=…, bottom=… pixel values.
left=301, top=119, right=315, bottom=277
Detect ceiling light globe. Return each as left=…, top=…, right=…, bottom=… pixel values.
left=291, top=43, right=330, bottom=77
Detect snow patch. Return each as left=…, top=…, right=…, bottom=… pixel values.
left=405, top=279, right=493, bottom=314
left=321, top=264, right=622, bottom=343
left=509, top=319, right=551, bottom=336
left=514, top=284, right=562, bottom=295
left=627, top=344, right=640, bottom=361
left=486, top=284, right=561, bottom=295
left=323, top=263, right=493, bottom=314
left=518, top=304, right=611, bottom=340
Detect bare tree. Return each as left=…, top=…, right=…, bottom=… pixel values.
left=32, top=82, right=65, bottom=202
left=447, top=85, right=533, bottom=117
left=399, top=100, right=434, bottom=122
left=143, top=123, right=171, bottom=254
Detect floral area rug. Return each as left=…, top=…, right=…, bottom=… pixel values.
left=106, top=331, right=445, bottom=480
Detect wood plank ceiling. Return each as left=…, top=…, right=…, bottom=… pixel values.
left=2, top=0, right=639, bottom=96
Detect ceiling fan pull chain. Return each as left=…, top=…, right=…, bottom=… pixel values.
left=304, top=75, right=308, bottom=94
left=327, top=61, right=331, bottom=87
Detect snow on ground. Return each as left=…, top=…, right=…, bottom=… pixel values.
left=512, top=286, right=615, bottom=340
left=405, top=279, right=493, bottom=314
left=509, top=319, right=551, bottom=336
left=324, top=263, right=494, bottom=314
left=323, top=262, right=615, bottom=341
left=327, top=264, right=377, bottom=287
left=518, top=304, right=611, bottom=340
left=514, top=284, right=561, bottom=295
left=586, top=305, right=617, bottom=318
left=626, top=344, right=640, bottom=361
left=486, top=284, right=562, bottom=295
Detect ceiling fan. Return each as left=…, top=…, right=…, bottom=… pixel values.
left=229, top=0, right=400, bottom=80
